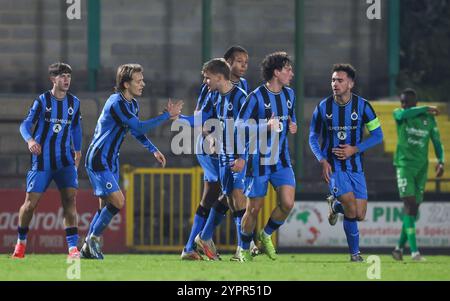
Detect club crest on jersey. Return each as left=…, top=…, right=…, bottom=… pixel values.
left=287, top=99, right=293, bottom=109
left=333, top=187, right=339, bottom=194
left=106, top=182, right=113, bottom=189
left=351, top=111, right=358, bottom=121
left=68, top=107, right=74, bottom=115
left=227, top=103, right=233, bottom=111
left=337, top=131, right=347, bottom=140
left=53, top=124, right=62, bottom=133
left=326, top=113, right=333, bottom=119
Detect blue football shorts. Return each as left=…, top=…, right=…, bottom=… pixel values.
left=26, top=165, right=78, bottom=193
left=244, top=167, right=296, bottom=198
left=329, top=170, right=368, bottom=200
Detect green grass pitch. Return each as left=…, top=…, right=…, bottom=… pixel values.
left=1, top=254, right=449, bottom=281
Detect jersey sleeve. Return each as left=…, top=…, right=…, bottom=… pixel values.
left=71, top=105, right=82, bottom=151
left=393, top=106, right=429, bottom=121
left=362, top=101, right=381, bottom=132
left=19, top=98, right=42, bottom=142
left=110, top=100, right=170, bottom=135
left=308, top=104, right=324, bottom=162
left=131, top=131, right=158, bottom=153
left=358, top=101, right=383, bottom=153
left=179, top=93, right=215, bottom=127
left=289, top=90, right=297, bottom=124
left=430, top=116, right=445, bottom=164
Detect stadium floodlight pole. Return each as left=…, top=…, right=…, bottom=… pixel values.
left=388, top=0, right=400, bottom=96
left=202, top=0, right=212, bottom=63
left=88, top=0, right=101, bottom=92
left=294, top=0, right=305, bottom=192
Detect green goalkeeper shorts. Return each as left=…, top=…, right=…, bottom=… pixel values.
left=395, top=164, right=428, bottom=203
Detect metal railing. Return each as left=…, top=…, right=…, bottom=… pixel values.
left=122, top=165, right=277, bottom=252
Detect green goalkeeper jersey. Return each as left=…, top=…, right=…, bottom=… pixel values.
left=393, top=106, right=445, bottom=169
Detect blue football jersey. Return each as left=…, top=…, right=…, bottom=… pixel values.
left=213, top=85, right=247, bottom=165
left=188, top=79, right=248, bottom=156
left=236, top=85, right=296, bottom=177
left=309, top=94, right=381, bottom=172
left=20, top=91, right=82, bottom=171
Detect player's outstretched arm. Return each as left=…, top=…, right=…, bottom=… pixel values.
left=393, top=106, right=430, bottom=121
left=112, top=99, right=183, bottom=135
left=179, top=93, right=215, bottom=127
left=114, top=105, right=169, bottom=135
left=165, top=99, right=184, bottom=120
left=179, top=111, right=212, bottom=128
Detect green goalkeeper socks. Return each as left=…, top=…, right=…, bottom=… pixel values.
left=397, top=222, right=408, bottom=249
left=403, top=214, right=418, bottom=253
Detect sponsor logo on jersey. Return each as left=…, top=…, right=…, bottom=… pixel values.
left=53, top=124, right=62, bottom=133
left=337, top=131, right=347, bottom=140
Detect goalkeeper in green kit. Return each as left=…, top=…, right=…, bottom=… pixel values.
left=392, top=88, right=445, bottom=261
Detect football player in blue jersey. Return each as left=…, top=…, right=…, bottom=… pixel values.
left=180, top=46, right=254, bottom=261
left=12, top=62, right=83, bottom=259
left=81, top=64, right=183, bottom=259
left=235, top=52, right=298, bottom=261
left=179, top=58, right=249, bottom=261
left=309, top=64, right=383, bottom=262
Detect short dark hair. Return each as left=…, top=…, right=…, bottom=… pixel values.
left=202, top=58, right=231, bottom=80
left=401, top=88, right=417, bottom=99
left=223, top=45, right=248, bottom=62
left=115, top=63, right=143, bottom=92
left=261, top=51, right=292, bottom=82
left=48, top=62, right=72, bottom=77
left=332, top=63, right=356, bottom=81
